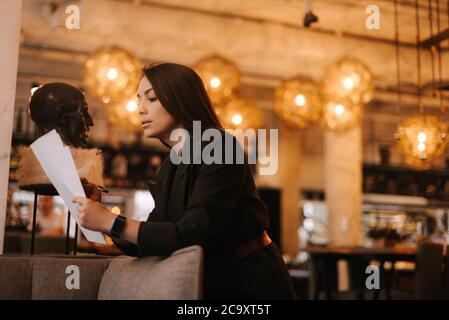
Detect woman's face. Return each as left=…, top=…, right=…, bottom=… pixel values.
left=137, top=76, right=178, bottom=141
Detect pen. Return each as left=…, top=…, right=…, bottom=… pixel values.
left=80, top=178, right=109, bottom=193
left=98, top=186, right=109, bottom=193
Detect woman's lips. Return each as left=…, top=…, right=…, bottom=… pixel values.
left=141, top=121, right=152, bottom=128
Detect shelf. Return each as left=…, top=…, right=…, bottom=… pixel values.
left=363, top=164, right=449, bottom=200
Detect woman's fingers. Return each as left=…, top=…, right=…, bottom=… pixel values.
left=70, top=197, right=112, bottom=232
left=72, top=197, right=90, bottom=223
left=72, top=196, right=87, bottom=205
left=81, top=178, right=94, bottom=192
left=80, top=178, right=102, bottom=201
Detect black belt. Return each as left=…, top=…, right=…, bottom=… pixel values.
left=214, top=231, right=272, bottom=262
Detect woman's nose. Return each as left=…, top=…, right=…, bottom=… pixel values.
left=137, top=101, right=146, bottom=115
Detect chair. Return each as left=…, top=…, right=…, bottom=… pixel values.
left=414, top=240, right=444, bottom=300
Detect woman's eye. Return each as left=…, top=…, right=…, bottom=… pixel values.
left=147, top=97, right=158, bottom=102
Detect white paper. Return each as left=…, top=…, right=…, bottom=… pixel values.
left=30, top=130, right=106, bottom=244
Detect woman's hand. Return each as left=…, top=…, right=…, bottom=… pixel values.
left=72, top=196, right=115, bottom=233
left=81, top=177, right=102, bottom=202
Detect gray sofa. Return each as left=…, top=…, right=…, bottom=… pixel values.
left=0, top=245, right=203, bottom=300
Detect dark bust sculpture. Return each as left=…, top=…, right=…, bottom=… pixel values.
left=29, top=82, right=94, bottom=148
left=17, top=82, right=104, bottom=188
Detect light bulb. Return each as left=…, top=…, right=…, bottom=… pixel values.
left=210, top=77, right=221, bottom=88
left=295, top=94, right=306, bottom=107
left=126, top=100, right=138, bottom=112
left=102, top=96, right=111, bottom=104
left=343, top=76, right=354, bottom=90
left=335, top=104, right=345, bottom=116
left=418, top=142, right=426, bottom=152
left=418, top=132, right=427, bottom=143
left=231, top=113, right=243, bottom=125
left=107, top=67, right=118, bottom=80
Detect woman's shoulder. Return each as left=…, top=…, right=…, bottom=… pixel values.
left=199, top=129, right=247, bottom=164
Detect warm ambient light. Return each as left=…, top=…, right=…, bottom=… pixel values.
left=84, top=46, right=141, bottom=104
left=418, top=132, right=427, bottom=143
left=334, top=104, right=345, bottom=116
left=126, top=100, right=138, bottom=112
left=106, top=67, right=118, bottom=81
left=111, top=207, right=121, bottom=215
left=210, top=77, right=221, bottom=88
left=231, top=113, right=243, bottom=125
left=343, top=76, right=355, bottom=90
left=216, top=96, right=262, bottom=130
left=323, top=98, right=362, bottom=132
left=396, top=114, right=448, bottom=169
left=274, top=77, right=322, bottom=129
left=417, top=142, right=426, bottom=152
left=322, top=57, right=374, bottom=105
left=193, top=55, right=240, bottom=105
left=107, top=98, right=142, bottom=132
left=295, top=94, right=306, bottom=107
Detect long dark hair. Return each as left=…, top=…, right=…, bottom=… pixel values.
left=142, top=62, right=223, bottom=132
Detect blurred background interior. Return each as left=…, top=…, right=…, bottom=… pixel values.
left=4, top=0, right=449, bottom=299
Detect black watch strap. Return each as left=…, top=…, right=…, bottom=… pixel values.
left=110, top=215, right=127, bottom=238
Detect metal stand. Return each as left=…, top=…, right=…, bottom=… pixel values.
left=65, top=211, right=71, bottom=255
left=20, top=184, right=77, bottom=255
left=73, top=223, right=78, bottom=255
left=30, top=193, right=38, bottom=254
left=64, top=211, right=78, bottom=255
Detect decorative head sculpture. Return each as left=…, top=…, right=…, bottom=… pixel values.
left=29, top=82, right=94, bottom=148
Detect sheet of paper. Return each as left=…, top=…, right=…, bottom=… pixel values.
left=30, top=130, right=106, bottom=244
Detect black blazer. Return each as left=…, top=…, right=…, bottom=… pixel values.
left=113, top=133, right=297, bottom=299
left=114, top=134, right=270, bottom=257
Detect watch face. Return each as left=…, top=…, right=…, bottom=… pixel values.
left=111, top=215, right=126, bottom=237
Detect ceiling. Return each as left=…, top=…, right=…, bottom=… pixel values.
left=17, top=0, right=449, bottom=117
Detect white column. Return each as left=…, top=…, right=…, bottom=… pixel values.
left=279, top=128, right=301, bottom=256
left=0, top=1, right=22, bottom=254
left=257, top=126, right=301, bottom=257
left=324, top=126, right=362, bottom=247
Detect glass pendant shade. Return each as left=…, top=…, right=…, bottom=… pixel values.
left=396, top=114, right=448, bottom=169
left=274, top=76, right=322, bottom=129
left=84, top=46, right=141, bottom=103
left=216, top=96, right=263, bottom=130
left=193, top=55, right=240, bottom=105
left=322, top=57, right=374, bottom=104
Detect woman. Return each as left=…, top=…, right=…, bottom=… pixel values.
left=73, top=62, right=296, bottom=299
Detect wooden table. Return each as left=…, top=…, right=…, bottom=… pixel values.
left=304, top=245, right=417, bottom=300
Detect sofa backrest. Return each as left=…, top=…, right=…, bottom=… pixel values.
left=98, top=246, right=203, bottom=300
left=0, top=245, right=203, bottom=300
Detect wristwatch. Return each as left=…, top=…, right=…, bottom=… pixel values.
left=110, top=215, right=127, bottom=238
